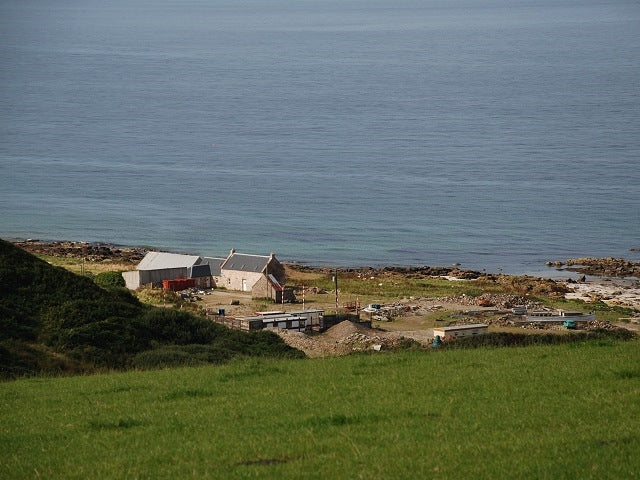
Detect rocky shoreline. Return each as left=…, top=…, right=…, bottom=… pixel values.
left=13, top=240, right=146, bottom=264
left=547, top=257, right=640, bottom=278
left=11, top=240, right=640, bottom=310
left=301, top=264, right=485, bottom=279
left=13, top=240, right=640, bottom=279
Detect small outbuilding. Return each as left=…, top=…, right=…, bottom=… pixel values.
left=432, top=324, right=488, bottom=340
left=230, top=310, right=324, bottom=332
left=122, top=251, right=201, bottom=290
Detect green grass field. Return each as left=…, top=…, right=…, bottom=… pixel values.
left=2, top=340, right=639, bottom=479
left=306, top=271, right=508, bottom=299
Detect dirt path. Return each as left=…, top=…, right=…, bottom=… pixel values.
left=196, top=290, right=256, bottom=317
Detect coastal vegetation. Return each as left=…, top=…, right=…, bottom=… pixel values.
left=536, top=297, right=637, bottom=324
left=303, top=269, right=506, bottom=299
left=2, top=240, right=638, bottom=478
left=16, top=240, right=639, bottom=331
left=288, top=267, right=581, bottom=305
left=4, top=239, right=637, bottom=376
left=0, top=239, right=302, bottom=379
left=93, top=270, right=126, bottom=288
left=287, top=267, right=637, bottom=325
left=1, top=341, right=639, bottom=479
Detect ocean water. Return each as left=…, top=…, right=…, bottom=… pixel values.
left=1, top=0, right=639, bottom=274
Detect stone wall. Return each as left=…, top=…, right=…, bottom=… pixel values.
left=222, top=269, right=263, bottom=292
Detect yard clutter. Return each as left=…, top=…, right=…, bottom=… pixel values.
left=163, top=278, right=195, bottom=291
left=269, top=320, right=420, bottom=358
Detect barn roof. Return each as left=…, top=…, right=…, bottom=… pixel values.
left=189, top=264, right=211, bottom=278
left=222, top=253, right=271, bottom=273
left=137, top=251, right=201, bottom=271
left=201, top=257, right=226, bottom=276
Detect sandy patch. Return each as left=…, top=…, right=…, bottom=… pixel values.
left=564, top=278, right=640, bottom=309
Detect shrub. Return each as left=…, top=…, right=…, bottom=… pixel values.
left=0, top=239, right=305, bottom=376
left=135, top=309, right=217, bottom=348
left=0, top=305, right=39, bottom=341
left=94, top=271, right=125, bottom=288
left=136, top=287, right=180, bottom=306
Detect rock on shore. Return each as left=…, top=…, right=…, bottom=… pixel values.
left=305, top=265, right=484, bottom=279
left=14, top=240, right=146, bottom=264
left=549, top=257, right=640, bottom=278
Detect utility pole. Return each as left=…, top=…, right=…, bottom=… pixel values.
left=334, top=268, right=338, bottom=312
left=266, top=262, right=270, bottom=302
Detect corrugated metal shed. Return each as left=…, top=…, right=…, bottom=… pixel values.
left=137, top=251, right=201, bottom=270
left=222, top=253, right=269, bottom=273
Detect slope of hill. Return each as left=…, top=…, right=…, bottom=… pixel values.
left=1, top=342, right=639, bottom=478
left=0, top=239, right=303, bottom=379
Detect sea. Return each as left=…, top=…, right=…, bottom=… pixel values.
left=1, top=0, right=639, bottom=276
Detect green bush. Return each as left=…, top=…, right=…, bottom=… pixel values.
left=135, top=287, right=180, bottom=306
left=135, top=309, right=217, bottom=347
left=0, top=305, right=39, bottom=341
left=1, top=239, right=304, bottom=377
left=94, top=271, right=125, bottom=288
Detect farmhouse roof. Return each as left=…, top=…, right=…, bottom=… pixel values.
left=268, top=274, right=284, bottom=292
left=222, top=253, right=272, bottom=273
left=137, top=251, right=201, bottom=271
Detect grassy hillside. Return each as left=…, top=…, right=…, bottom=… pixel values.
left=1, top=340, right=638, bottom=479
left=0, top=239, right=302, bottom=378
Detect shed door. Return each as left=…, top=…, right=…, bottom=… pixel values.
left=242, top=279, right=247, bottom=291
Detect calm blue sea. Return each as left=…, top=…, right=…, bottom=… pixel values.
left=1, top=0, right=639, bottom=275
